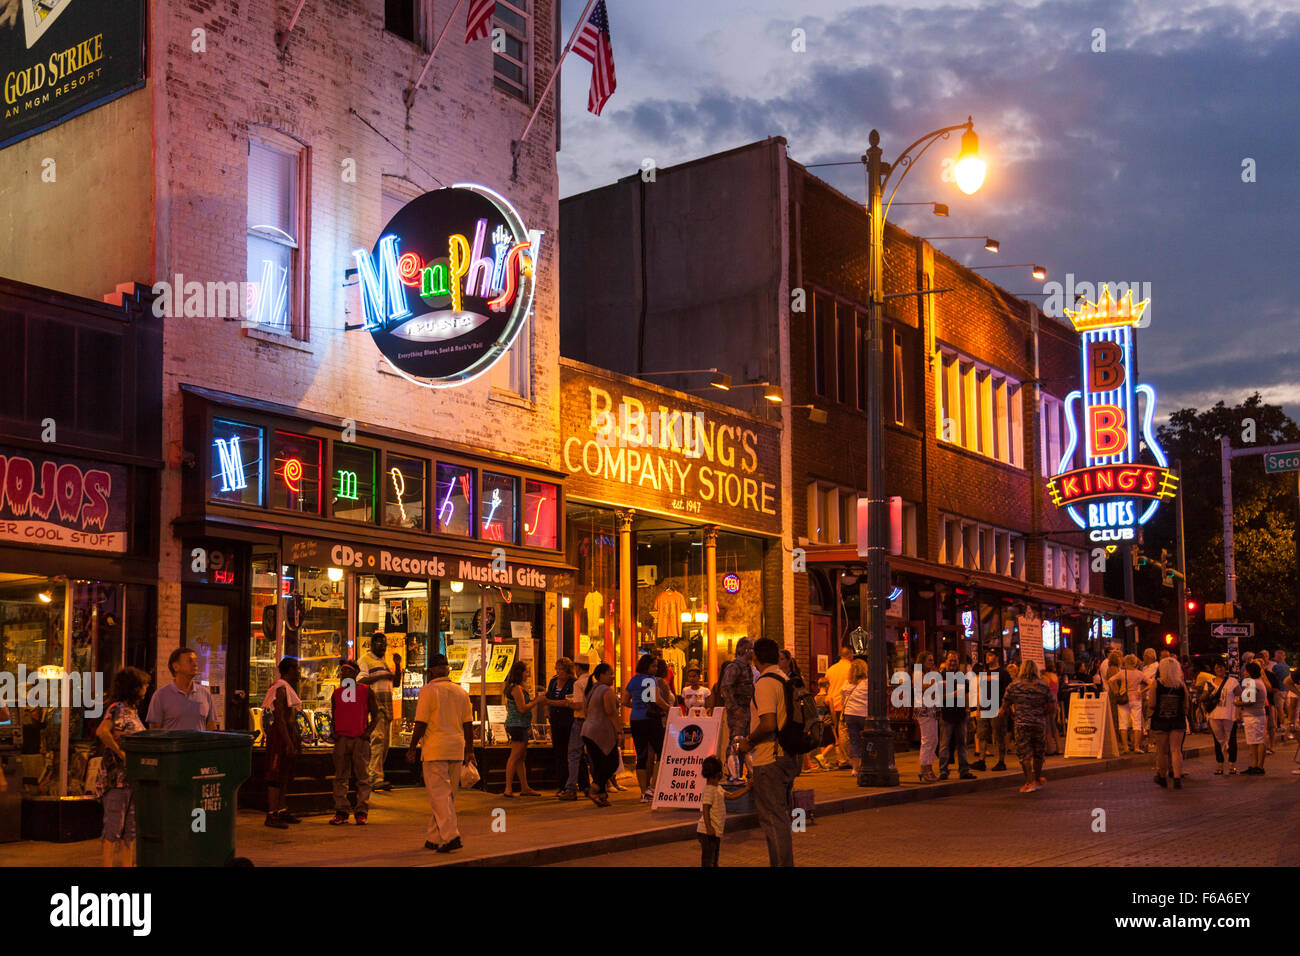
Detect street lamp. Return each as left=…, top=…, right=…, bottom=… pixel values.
left=860, top=117, right=984, bottom=788
left=919, top=235, right=1000, bottom=253
left=970, top=263, right=1047, bottom=280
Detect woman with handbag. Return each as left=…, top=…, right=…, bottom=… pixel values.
left=621, top=655, right=664, bottom=803
left=1109, top=655, right=1148, bottom=754
left=583, top=664, right=623, bottom=806
left=1202, top=660, right=1239, bottom=775
left=1146, top=657, right=1190, bottom=788
left=94, top=667, right=151, bottom=866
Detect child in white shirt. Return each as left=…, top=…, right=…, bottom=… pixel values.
left=697, top=755, right=749, bottom=867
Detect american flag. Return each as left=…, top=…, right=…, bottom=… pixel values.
left=466, top=0, right=495, bottom=43
left=573, top=0, right=616, bottom=115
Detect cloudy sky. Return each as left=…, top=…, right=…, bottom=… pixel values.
left=557, top=0, right=1300, bottom=422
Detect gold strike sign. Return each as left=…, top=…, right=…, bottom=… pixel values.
left=561, top=366, right=780, bottom=535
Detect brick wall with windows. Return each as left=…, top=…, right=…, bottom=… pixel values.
left=787, top=161, right=1093, bottom=664
left=148, top=0, right=561, bottom=660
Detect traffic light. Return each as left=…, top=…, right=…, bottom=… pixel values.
left=1186, top=599, right=1198, bottom=613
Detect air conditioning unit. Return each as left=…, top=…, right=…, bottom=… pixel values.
left=636, top=565, right=658, bottom=588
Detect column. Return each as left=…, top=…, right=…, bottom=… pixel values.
left=617, top=510, right=634, bottom=688
left=705, top=526, right=719, bottom=685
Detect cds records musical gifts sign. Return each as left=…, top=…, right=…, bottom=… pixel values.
left=2, top=0, right=146, bottom=149
left=352, top=184, right=543, bottom=387
left=0, top=447, right=128, bottom=552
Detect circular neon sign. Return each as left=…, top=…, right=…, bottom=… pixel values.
left=352, top=183, right=540, bottom=388
left=722, top=573, right=740, bottom=594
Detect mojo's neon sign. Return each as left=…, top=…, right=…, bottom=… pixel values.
left=1046, top=288, right=1178, bottom=542
left=351, top=183, right=543, bottom=388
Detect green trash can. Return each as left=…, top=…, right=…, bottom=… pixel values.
left=124, top=731, right=253, bottom=867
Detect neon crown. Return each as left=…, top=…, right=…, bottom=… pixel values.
left=1063, top=286, right=1149, bottom=333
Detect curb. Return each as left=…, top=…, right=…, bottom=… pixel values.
left=436, top=743, right=1215, bottom=867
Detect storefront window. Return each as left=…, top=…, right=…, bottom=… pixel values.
left=523, top=479, right=557, bottom=549
left=435, top=463, right=474, bottom=537
left=384, top=454, right=426, bottom=531
left=210, top=419, right=263, bottom=506
left=279, top=565, right=347, bottom=746
left=248, top=554, right=280, bottom=720
left=358, top=575, right=431, bottom=748
left=270, top=430, right=322, bottom=514
left=565, top=506, right=621, bottom=670
left=480, top=472, right=517, bottom=543
left=332, top=444, right=377, bottom=523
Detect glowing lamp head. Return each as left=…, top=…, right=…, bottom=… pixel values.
left=327, top=567, right=344, bottom=583
left=763, top=384, right=783, bottom=404
left=37, top=589, right=53, bottom=604
left=952, top=124, right=986, bottom=195
left=1031, top=265, right=1047, bottom=281
left=450, top=580, right=464, bottom=594
left=984, top=238, right=1000, bottom=253
left=561, top=596, right=571, bottom=609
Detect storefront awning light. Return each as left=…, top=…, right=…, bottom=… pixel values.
left=38, top=590, right=53, bottom=604
left=693, top=611, right=708, bottom=623
left=327, top=567, right=344, bottom=582
left=450, top=580, right=464, bottom=593
left=680, top=611, right=692, bottom=623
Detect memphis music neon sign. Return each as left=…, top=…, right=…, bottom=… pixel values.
left=351, top=183, right=543, bottom=388
left=1045, top=287, right=1178, bottom=542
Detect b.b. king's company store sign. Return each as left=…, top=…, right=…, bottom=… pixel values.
left=560, top=364, right=781, bottom=536
left=0, top=448, right=128, bottom=552
left=352, top=184, right=542, bottom=388
left=1046, top=288, right=1178, bottom=542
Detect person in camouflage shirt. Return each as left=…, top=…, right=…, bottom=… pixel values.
left=999, top=659, right=1054, bottom=793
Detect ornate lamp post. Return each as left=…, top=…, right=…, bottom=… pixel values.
left=858, top=118, right=984, bottom=787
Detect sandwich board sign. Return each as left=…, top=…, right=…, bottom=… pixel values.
left=651, top=708, right=723, bottom=811
left=1064, top=690, right=1120, bottom=759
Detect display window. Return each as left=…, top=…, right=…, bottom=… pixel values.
left=384, top=454, right=426, bottom=531
left=565, top=506, right=623, bottom=673
left=332, top=443, right=377, bottom=522
left=270, top=430, right=322, bottom=514
left=0, top=576, right=142, bottom=797
left=358, top=574, right=431, bottom=747
left=435, top=462, right=474, bottom=537
left=278, top=565, right=347, bottom=746
left=523, top=479, right=558, bottom=549
left=210, top=419, right=264, bottom=506
left=480, top=472, right=518, bottom=543
left=248, top=552, right=280, bottom=723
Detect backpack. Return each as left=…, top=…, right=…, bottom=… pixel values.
left=757, top=672, right=822, bottom=756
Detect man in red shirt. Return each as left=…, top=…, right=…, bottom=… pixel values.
left=330, top=659, right=379, bottom=825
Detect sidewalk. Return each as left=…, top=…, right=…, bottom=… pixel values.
left=0, top=734, right=1218, bottom=867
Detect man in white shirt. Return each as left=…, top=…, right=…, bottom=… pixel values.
left=737, top=637, right=795, bottom=867
left=360, top=633, right=400, bottom=791
left=407, top=654, right=474, bottom=853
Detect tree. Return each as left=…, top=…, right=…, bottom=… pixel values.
left=1135, top=394, right=1300, bottom=655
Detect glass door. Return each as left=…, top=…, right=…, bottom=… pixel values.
left=184, top=601, right=230, bottom=729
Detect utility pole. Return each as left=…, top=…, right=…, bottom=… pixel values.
left=1175, top=460, right=1188, bottom=647
left=1220, top=437, right=1236, bottom=615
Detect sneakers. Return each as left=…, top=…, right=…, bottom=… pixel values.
left=557, top=791, right=578, bottom=801
left=436, top=836, right=463, bottom=854
left=970, top=760, right=988, bottom=772
left=639, top=792, right=653, bottom=804
left=958, top=771, right=977, bottom=780
left=329, top=812, right=349, bottom=825
left=991, top=761, right=1007, bottom=772
left=278, top=811, right=302, bottom=825
left=373, top=781, right=393, bottom=792
left=265, top=813, right=289, bottom=829
left=1154, top=774, right=1167, bottom=788
left=354, top=812, right=368, bottom=825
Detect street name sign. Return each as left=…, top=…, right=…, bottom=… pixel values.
left=1264, top=451, right=1300, bottom=474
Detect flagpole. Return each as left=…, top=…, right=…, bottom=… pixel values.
left=512, top=0, right=600, bottom=164
left=404, top=0, right=471, bottom=110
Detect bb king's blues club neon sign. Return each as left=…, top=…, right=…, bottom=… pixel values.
left=352, top=184, right=543, bottom=387
left=1046, top=288, right=1179, bottom=542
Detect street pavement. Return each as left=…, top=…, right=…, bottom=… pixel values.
left=549, top=751, right=1300, bottom=867
left=0, top=732, right=1238, bottom=866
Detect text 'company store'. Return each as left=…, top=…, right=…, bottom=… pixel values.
left=559, top=360, right=784, bottom=692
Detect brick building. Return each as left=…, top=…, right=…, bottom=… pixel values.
left=3, top=0, right=573, bottom=812
left=561, top=137, right=1162, bottom=688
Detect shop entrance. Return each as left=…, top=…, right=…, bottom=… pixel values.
left=181, top=587, right=239, bottom=730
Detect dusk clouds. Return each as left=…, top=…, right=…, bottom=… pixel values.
left=557, top=0, right=1300, bottom=419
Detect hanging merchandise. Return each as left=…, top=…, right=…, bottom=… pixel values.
left=654, top=584, right=686, bottom=639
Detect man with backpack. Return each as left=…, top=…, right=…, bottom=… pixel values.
left=737, top=637, right=797, bottom=867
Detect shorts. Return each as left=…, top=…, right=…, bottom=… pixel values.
left=505, top=725, right=531, bottom=742
left=630, top=718, right=663, bottom=769
left=1243, top=714, right=1268, bottom=745
left=1014, top=723, right=1045, bottom=763
left=267, top=745, right=296, bottom=787
left=101, top=787, right=136, bottom=843
left=1117, top=700, right=1144, bottom=731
